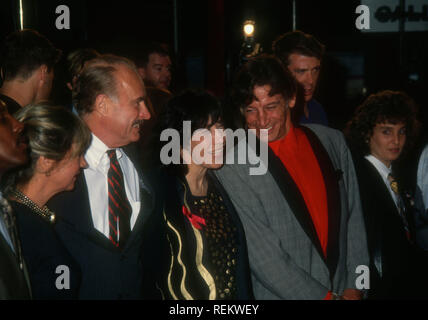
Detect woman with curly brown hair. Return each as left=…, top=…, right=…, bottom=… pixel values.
left=345, top=90, right=427, bottom=299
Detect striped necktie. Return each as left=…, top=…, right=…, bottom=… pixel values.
left=107, top=150, right=132, bottom=249
left=387, top=173, right=411, bottom=241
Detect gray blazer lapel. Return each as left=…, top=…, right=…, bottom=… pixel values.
left=266, top=146, right=326, bottom=262
left=300, top=126, right=341, bottom=279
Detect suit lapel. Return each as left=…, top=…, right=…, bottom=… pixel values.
left=52, top=144, right=155, bottom=252
left=52, top=173, right=121, bottom=252
left=267, top=145, right=325, bottom=263
left=301, top=126, right=341, bottom=279
left=123, top=172, right=154, bottom=251
left=122, top=145, right=155, bottom=251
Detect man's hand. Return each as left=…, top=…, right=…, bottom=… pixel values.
left=341, top=288, right=363, bottom=300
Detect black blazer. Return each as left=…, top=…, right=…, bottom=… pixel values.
left=161, top=171, right=254, bottom=300
left=0, top=231, right=31, bottom=299
left=12, top=201, right=81, bottom=299
left=48, top=145, right=167, bottom=299
left=352, top=155, right=428, bottom=299
left=0, top=203, right=31, bottom=299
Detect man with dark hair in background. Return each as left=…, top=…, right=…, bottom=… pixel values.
left=135, top=42, right=172, bottom=92
left=273, top=30, right=328, bottom=126
left=0, top=29, right=61, bottom=114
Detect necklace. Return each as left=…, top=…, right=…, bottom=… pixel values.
left=10, top=189, right=56, bottom=224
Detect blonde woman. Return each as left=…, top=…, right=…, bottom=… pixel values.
left=4, top=103, right=91, bottom=299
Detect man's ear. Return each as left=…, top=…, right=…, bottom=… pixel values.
left=94, top=94, right=110, bottom=116
left=288, top=95, right=296, bottom=109
left=33, top=64, right=49, bottom=91
left=39, top=64, right=49, bottom=82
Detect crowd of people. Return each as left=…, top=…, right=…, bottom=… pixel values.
left=0, top=28, right=428, bottom=300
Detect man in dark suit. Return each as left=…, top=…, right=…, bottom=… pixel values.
left=49, top=54, right=166, bottom=299
left=0, top=100, right=31, bottom=299
left=215, top=55, right=369, bottom=299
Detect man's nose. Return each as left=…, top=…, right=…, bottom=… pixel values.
left=258, top=110, right=268, bottom=127
left=304, top=72, right=314, bottom=86
left=139, top=101, right=151, bottom=120
left=80, top=156, right=88, bottom=169
left=12, top=116, right=24, bottom=134
left=163, top=68, right=171, bottom=80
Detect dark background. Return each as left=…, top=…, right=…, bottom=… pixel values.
left=1, top=0, right=428, bottom=136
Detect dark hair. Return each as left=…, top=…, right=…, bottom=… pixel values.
left=134, top=42, right=170, bottom=68
left=158, top=89, right=223, bottom=175
left=272, top=30, right=325, bottom=66
left=344, top=90, right=420, bottom=157
left=72, top=54, right=140, bottom=115
left=0, top=29, right=61, bottom=81
left=66, top=48, right=100, bottom=82
left=231, top=54, right=304, bottom=126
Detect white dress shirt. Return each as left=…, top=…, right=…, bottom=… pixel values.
left=84, top=134, right=141, bottom=240
left=365, top=154, right=400, bottom=210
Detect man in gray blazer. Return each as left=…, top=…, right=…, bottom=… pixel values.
left=215, top=55, right=369, bottom=300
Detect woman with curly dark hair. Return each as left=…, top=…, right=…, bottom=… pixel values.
left=345, top=90, right=427, bottom=299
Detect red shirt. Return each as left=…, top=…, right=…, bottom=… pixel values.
left=269, top=126, right=331, bottom=299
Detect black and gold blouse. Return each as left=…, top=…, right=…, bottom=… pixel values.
left=162, top=172, right=253, bottom=300
left=187, top=182, right=239, bottom=300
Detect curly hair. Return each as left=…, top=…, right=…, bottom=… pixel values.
left=344, top=90, right=420, bottom=157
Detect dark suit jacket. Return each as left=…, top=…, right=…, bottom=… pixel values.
left=12, top=201, right=81, bottom=299
left=0, top=205, right=31, bottom=300
left=48, top=144, right=167, bottom=299
left=352, top=155, right=428, bottom=299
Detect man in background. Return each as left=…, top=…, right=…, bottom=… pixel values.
left=135, top=42, right=172, bottom=92
left=0, top=29, right=61, bottom=114
left=273, top=30, right=328, bottom=126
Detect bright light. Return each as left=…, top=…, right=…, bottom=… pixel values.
left=243, top=20, right=255, bottom=37
left=19, top=0, right=24, bottom=30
